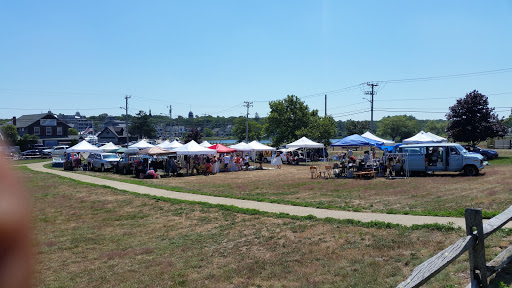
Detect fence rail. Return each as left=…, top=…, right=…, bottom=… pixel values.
left=397, top=205, right=512, bottom=288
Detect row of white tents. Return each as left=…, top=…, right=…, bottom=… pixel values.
left=66, top=130, right=447, bottom=157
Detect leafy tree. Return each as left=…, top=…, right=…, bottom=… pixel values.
left=88, top=113, right=109, bottom=131
left=233, top=117, right=263, bottom=142
left=504, top=114, right=512, bottom=130
left=297, top=116, right=336, bottom=147
left=266, top=95, right=316, bottom=147
left=129, top=111, right=156, bottom=139
left=183, top=128, right=202, bottom=143
left=446, top=90, right=508, bottom=145
left=345, top=120, right=371, bottom=136
left=378, top=115, right=418, bottom=141
left=1, top=124, right=18, bottom=145
left=202, top=127, right=214, bottom=137
left=424, top=120, right=448, bottom=137
left=68, top=128, right=79, bottom=135
left=17, top=134, right=39, bottom=151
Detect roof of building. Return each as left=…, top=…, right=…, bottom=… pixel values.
left=16, top=113, right=70, bottom=128
left=99, top=126, right=129, bottom=138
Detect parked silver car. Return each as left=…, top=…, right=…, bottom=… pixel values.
left=87, top=153, right=120, bottom=172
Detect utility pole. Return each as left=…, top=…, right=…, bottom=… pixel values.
left=364, top=83, right=378, bottom=133
left=168, top=105, right=172, bottom=139
left=125, top=95, right=131, bottom=145
left=243, top=101, right=253, bottom=143
left=325, top=94, right=327, bottom=117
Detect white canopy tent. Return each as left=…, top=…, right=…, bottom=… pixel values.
left=66, top=140, right=104, bottom=160
left=285, top=137, right=325, bottom=162
left=199, top=141, right=213, bottom=148
left=67, top=140, right=104, bottom=153
left=173, top=140, right=216, bottom=176
left=248, top=140, right=276, bottom=151
left=157, top=139, right=183, bottom=150
left=361, top=131, right=395, bottom=145
left=285, top=137, right=324, bottom=148
left=229, top=142, right=255, bottom=152
left=173, top=140, right=216, bottom=155
left=403, top=131, right=447, bottom=144
left=98, top=142, right=120, bottom=152
left=425, top=132, right=448, bottom=142
left=129, top=139, right=155, bottom=149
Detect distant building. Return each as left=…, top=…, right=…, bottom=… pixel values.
left=14, top=113, right=73, bottom=146
left=102, top=115, right=127, bottom=130
left=97, top=126, right=137, bottom=145
left=188, top=111, right=194, bottom=119
left=57, top=112, right=93, bottom=133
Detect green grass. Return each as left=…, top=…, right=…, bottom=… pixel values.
left=489, top=155, right=512, bottom=166
left=40, top=163, right=505, bottom=219
left=12, top=158, right=52, bottom=165
left=27, top=166, right=459, bottom=232
left=24, top=162, right=512, bottom=287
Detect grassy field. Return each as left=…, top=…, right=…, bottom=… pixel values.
left=51, top=149, right=512, bottom=218
left=23, top=167, right=512, bottom=287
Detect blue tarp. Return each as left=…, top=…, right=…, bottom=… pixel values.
left=376, top=143, right=402, bottom=152
left=331, top=134, right=384, bottom=146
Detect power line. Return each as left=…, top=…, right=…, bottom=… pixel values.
left=382, top=67, right=512, bottom=84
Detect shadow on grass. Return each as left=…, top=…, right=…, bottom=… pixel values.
left=489, top=262, right=512, bottom=288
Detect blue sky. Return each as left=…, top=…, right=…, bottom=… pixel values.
left=1, top=1, right=511, bottom=121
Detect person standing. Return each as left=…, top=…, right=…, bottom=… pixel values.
left=272, top=152, right=283, bottom=169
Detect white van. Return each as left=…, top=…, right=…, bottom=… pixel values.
left=391, top=143, right=485, bottom=176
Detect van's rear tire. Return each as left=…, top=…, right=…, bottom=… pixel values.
left=464, top=165, right=479, bottom=176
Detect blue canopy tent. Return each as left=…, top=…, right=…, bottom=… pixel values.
left=331, top=134, right=384, bottom=147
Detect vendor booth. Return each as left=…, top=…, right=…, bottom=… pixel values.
left=173, top=140, right=216, bottom=175
left=285, top=137, right=324, bottom=162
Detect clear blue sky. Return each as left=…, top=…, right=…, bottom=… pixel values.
left=1, top=1, right=511, bottom=121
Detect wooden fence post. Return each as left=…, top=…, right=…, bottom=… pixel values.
left=465, top=208, right=488, bottom=288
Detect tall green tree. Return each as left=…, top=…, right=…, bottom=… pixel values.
left=423, top=120, right=447, bottom=137
left=266, top=95, right=315, bottom=147
left=233, top=117, right=263, bottom=142
left=129, top=111, right=156, bottom=139
left=266, top=95, right=335, bottom=147
left=345, top=120, right=371, bottom=136
left=297, top=115, right=336, bottom=147
left=378, top=115, right=418, bottom=141
left=1, top=124, right=18, bottom=146
left=446, top=90, right=508, bottom=145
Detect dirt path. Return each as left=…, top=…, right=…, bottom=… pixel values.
left=24, top=161, right=511, bottom=229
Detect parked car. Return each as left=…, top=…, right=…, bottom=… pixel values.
left=87, top=153, right=120, bottom=172
left=43, top=145, right=69, bottom=156
left=114, top=154, right=143, bottom=175
left=392, top=143, right=485, bottom=176
left=462, top=145, right=498, bottom=160
left=21, top=150, right=52, bottom=158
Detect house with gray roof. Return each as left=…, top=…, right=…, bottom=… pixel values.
left=14, top=113, right=73, bottom=146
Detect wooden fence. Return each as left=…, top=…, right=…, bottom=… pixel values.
left=397, top=206, right=512, bottom=288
